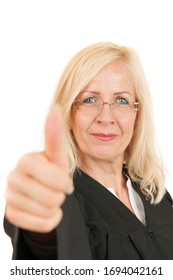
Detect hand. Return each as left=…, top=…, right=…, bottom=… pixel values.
left=5, top=105, right=73, bottom=233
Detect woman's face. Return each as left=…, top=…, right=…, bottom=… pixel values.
left=70, top=60, right=138, bottom=166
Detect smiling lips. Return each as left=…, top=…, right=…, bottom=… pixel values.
left=91, top=133, right=118, bottom=141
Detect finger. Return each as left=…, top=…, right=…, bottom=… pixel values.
left=5, top=204, right=63, bottom=233
left=16, top=153, right=72, bottom=192
left=45, top=104, right=68, bottom=167
left=6, top=188, right=66, bottom=218
left=8, top=168, right=67, bottom=206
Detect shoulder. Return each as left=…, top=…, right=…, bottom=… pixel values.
left=162, top=190, right=173, bottom=207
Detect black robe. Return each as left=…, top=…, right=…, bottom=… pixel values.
left=4, top=169, right=173, bottom=259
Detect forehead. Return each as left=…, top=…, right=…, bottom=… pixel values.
left=84, top=60, right=134, bottom=91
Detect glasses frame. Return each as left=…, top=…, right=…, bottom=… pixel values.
left=73, top=98, right=139, bottom=112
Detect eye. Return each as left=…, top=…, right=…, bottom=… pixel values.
left=82, top=96, right=97, bottom=104
left=115, top=97, right=129, bottom=105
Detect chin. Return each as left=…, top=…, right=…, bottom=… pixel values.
left=93, top=153, right=122, bottom=162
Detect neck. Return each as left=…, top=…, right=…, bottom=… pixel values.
left=78, top=156, right=126, bottom=194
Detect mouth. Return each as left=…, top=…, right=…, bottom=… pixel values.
left=90, top=133, right=118, bottom=142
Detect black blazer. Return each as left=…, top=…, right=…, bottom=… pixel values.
left=4, top=169, right=173, bottom=259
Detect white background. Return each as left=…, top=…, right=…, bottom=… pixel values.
left=0, top=0, right=173, bottom=264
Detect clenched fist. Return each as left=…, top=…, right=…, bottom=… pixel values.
left=5, top=105, right=73, bottom=233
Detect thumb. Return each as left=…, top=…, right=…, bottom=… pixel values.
left=45, top=104, right=68, bottom=167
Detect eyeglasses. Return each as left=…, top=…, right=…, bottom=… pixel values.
left=73, top=96, right=139, bottom=116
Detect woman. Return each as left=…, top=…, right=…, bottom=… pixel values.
left=4, top=42, right=173, bottom=259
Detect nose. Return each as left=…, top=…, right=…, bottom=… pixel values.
left=95, top=103, right=116, bottom=124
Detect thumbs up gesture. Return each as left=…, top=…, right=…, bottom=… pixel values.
left=5, top=105, right=73, bottom=233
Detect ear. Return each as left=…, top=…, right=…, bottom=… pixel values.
left=133, top=113, right=139, bottom=130
left=68, top=121, right=73, bottom=131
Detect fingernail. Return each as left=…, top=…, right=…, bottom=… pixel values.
left=51, top=103, right=62, bottom=112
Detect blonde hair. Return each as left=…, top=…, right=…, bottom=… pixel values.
left=52, top=42, right=166, bottom=204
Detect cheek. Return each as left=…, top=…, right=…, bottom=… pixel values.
left=71, top=114, right=89, bottom=143
left=118, top=115, right=136, bottom=137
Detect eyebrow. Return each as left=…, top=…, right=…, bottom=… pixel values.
left=80, top=90, right=132, bottom=96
